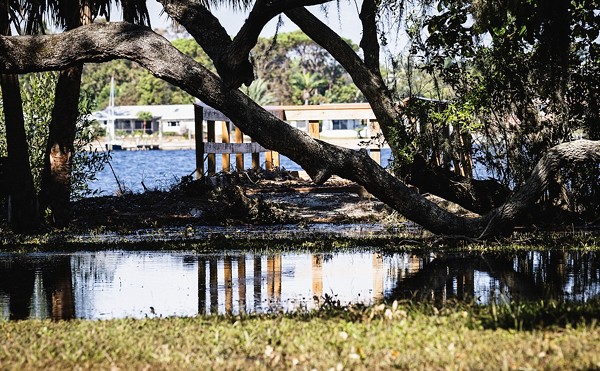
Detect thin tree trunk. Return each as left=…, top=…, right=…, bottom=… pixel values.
left=38, top=4, right=89, bottom=227
left=0, top=3, right=38, bottom=233
left=38, top=64, right=83, bottom=227
left=0, top=74, right=39, bottom=232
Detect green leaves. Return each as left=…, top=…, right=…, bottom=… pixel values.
left=0, top=72, right=110, bottom=200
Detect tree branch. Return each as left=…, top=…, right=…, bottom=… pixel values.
left=158, top=0, right=332, bottom=89
left=485, top=139, right=600, bottom=235
left=359, top=0, right=380, bottom=73
left=157, top=0, right=238, bottom=79
left=285, top=7, right=406, bottom=154
left=1, top=23, right=598, bottom=238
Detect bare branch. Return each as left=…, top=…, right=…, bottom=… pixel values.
left=158, top=0, right=333, bottom=89
left=157, top=0, right=233, bottom=67
left=285, top=7, right=405, bottom=152
left=359, top=0, right=379, bottom=73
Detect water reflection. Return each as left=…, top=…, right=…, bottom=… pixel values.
left=0, top=254, right=74, bottom=320
left=0, top=250, right=599, bottom=320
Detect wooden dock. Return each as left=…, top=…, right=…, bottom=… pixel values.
left=194, top=103, right=383, bottom=178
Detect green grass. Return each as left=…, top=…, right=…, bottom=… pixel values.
left=1, top=229, right=599, bottom=254
left=1, top=302, right=599, bottom=370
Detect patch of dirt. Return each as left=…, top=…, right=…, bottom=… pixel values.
left=68, top=171, right=396, bottom=233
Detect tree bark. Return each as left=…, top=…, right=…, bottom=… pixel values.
left=408, top=154, right=510, bottom=214
left=39, top=3, right=90, bottom=228
left=38, top=65, right=83, bottom=227
left=38, top=48, right=79, bottom=228
left=358, top=0, right=380, bottom=74
left=0, top=23, right=598, bottom=237
left=0, top=6, right=38, bottom=233
left=157, top=0, right=332, bottom=89
left=0, top=74, right=40, bottom=233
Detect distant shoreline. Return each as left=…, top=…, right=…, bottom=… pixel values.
left=90, top=136, right=391, bottom=151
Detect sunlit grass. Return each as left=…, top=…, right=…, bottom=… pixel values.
left=1, top=301, right=599, bottom=370
left=1, top=229, right=599, bottom=254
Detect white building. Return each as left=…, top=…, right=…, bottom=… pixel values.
left=93, top=102, right=374, bottom=141
left=93, top=104, right=196, bottom=136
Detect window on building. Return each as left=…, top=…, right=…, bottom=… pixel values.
left=332, top=120, right=349, bottom=130
left=168, top=121, right=180, bottom=127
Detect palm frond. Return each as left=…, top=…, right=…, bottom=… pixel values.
left=117, top=0, right=150, bottom=25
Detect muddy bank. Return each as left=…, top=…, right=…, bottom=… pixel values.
left=0, top=171, right=421, bottom=248
left=2, top=170, right=594, bottom=249
left=69, top=173, right=399, bottom=232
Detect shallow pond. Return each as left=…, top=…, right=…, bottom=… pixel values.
left=1, top=249, right=599, bottom=320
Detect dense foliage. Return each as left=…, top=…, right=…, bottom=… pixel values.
left=397, top=0, right=600, bottom=217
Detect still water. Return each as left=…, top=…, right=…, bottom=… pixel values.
left=88, top=149, right=394, bottom=195
left=1, top=250, right=598, bottom=320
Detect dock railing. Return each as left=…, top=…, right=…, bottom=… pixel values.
left=194, top=103, right=382, bottom=179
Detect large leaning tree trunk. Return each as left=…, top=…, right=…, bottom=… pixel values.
left=159, top=0, right=514, bottom=214
left=0, top=5, right=39, bottom=233
left=1, top=23, right=599, bottom=238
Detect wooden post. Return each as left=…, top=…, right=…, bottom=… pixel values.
left=207, top=120, right=216, bottom=176
left=369, top=119, right=381, bottom=165
left=224, top=256, right=233, bottom=314
left=308, top=120, right=320, bottom=139
left=235, top=126, right=244, bottom=171
left=221, top=121, right=230, bottom=173
left=238, top=255, right=246, bottom=313
left=267, top=256, right=274, bottom=299
left=194, top=105, right=204, bottom=179
left=209, top=258, right=218, bottom=314
left=312, top=254, right=323, bottom=300
left=251, top=139, right=260, bottom=171
left=274, top=255, right=281, bottom=300
left=253, top=255, right=261, bottom=311
left=265, top=151, right=273, bottom=171
left=373, top=253, right=383, bottom=302
left=198, top=258, right=206, bottom=315
left=273, top=152, right=280, bottom=168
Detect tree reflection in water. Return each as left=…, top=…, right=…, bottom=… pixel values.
left=389, top=251, right=600, bottom=304
left=0, top=250, right=599, bottom=320
left=0, top=255, right=74, bottom=320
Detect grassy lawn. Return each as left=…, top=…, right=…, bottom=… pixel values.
left=1, top=302, right=599, bottom=370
